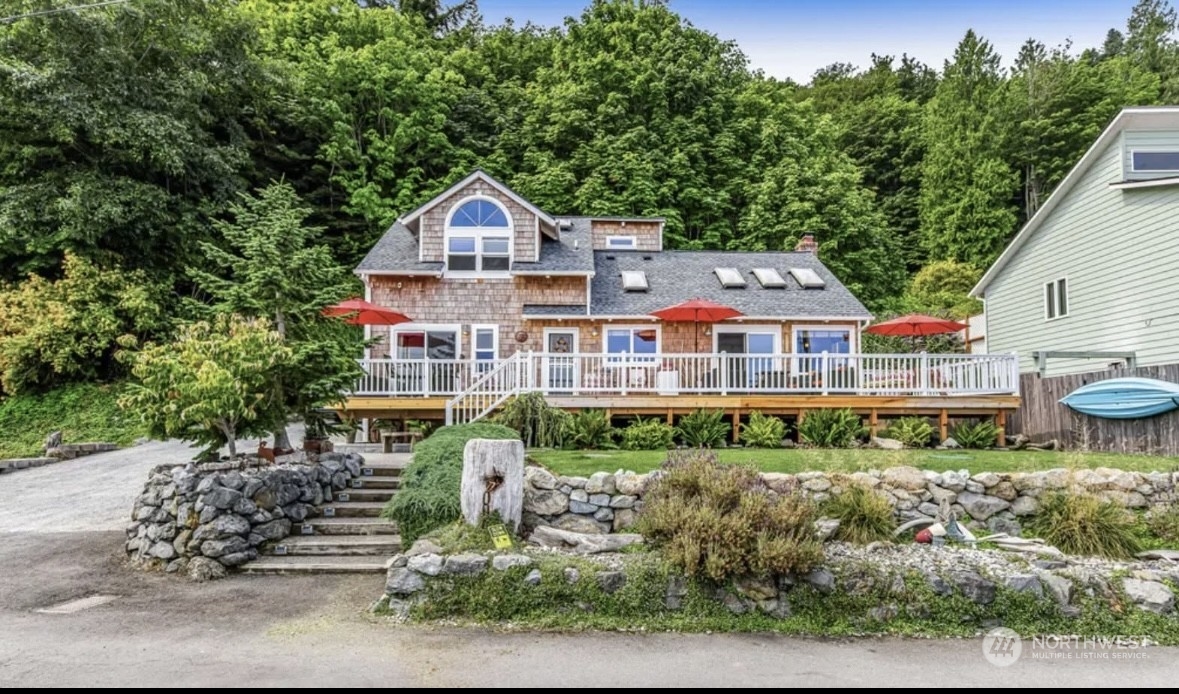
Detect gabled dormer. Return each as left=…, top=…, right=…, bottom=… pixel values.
left=399, top=170, right=559, bottom=275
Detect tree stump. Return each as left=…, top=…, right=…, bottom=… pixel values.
left=460, top=439, right=524, bottom=532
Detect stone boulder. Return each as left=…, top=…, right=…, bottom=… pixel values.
left=1122, top=578, right=1175, bottom=615
left=444, top=553, right=489, bottom=576
left=187, top=556, right=228, bottom=582
left=524, top=466, right=558, bottom=491
left=956, top=491, right=1010, bottom=521
left=881, top=466, right=927, bottom=491
left=870, top=436, right=904, bottom=451
left=524, top=488, right=569, bottom=517
left=529, top=525, right=643, bottom=554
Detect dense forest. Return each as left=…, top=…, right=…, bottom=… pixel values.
left=1, top=0, right=1177, bottom=396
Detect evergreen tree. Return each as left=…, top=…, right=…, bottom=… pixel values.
left=919, top=31, right=1018, bottom=268
left=190, top=183, right=363, bottom=450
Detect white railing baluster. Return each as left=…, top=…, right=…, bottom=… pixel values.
left=354, top=351, right=1021, bottom=410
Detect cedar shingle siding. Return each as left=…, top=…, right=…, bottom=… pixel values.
left=418, top=179, right=539, bottom=263
left=590, top=220, right=662, bottom=251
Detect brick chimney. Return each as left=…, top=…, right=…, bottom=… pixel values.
left=794, top=233, right=818, bottom=254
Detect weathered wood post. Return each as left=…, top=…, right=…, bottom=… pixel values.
left=460, top=438, right=524, bottom=532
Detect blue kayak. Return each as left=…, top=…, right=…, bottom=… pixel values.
left=1060, top=377, right=1179, bottom=419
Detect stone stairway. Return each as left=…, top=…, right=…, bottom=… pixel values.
left=239, top=458, right=404, bottom=574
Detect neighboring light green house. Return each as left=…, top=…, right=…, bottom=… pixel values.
left=972, top=106, right=1179, bottom=377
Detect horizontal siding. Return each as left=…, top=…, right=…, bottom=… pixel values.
left=1122, top=130, right=1179, bottom=180
left=986, top=138, right=1179, bottom=377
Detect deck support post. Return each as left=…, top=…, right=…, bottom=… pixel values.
left=868, top=408, right=879, bottom=437
left=996, top=410, right=1007, bottom=447
left=731, top=409, right=741, bottom=443
left=666, top=408, right=673, bottom=425
left=939, top=409, right=949, bottom=443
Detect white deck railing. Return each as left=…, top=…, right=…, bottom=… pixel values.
left=354, top=352, right=1020, bottom=423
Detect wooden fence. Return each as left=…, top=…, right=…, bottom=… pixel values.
left=1009, top=363, right=1179, bottom=456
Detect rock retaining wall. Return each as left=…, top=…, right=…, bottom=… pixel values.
left=0, top=442, right=120, bottom=474
left=523, top=465, right=1179, bottom=536
left=126, top=452, right=365, bottom=579
left=382, top=539, right=1179, bottom=622
left=49, top=441, right=119, bottom=460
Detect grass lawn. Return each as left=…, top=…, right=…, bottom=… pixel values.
left=530, top=447, right=1179, bottom=477
left=0, top=382, right=143, bottom=459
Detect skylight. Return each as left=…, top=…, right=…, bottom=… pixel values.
left=621, top=270, right=649, bottom=292
left=751, top=268, right=787, bottom=288
left=714, top=267, right=746, bottom=288
left=789, top=267, right=826, bottom=289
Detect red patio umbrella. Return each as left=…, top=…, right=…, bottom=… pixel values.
left=864, top=313, right=968, bottom=337
left=651, top=298, right=743, bottom=352
left=323, top=298, right=412, bottom=326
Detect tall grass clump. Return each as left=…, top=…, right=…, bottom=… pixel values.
left=1028, top=491, right=1142, bottom=559
left=823, top=483, right=895, bottom=544
left=638, top=450, right=823, bottom=581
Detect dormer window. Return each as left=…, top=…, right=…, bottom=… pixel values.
left=445, top=198, right=512, bottom=274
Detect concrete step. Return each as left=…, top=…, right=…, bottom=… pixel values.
left=333, top=487, right=397, bottom=503
left=300, top=517, right=399, bottom=536
left=271, top=534, right=402, bottom=556
left=320, top=501, right=386, bottom=518
left=360, top=463, right=404, bottom=478
left=237, top=555, right=388, bottom=574
left=349, top=476, right=401, bottom=490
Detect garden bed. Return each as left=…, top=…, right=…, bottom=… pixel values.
left=379, top=537, right=1179, bottom=641
left=530, top=447, right=1179, bottom=477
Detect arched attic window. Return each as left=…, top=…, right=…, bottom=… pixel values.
left=445, top=198, right=512, bottom=272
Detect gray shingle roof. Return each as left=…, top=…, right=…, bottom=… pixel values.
left=354, top=218, right=594, bottom=274
left=514, top=217, right=594, bottom=273
left=589, top=251, right=871, bottom=318
left=355, top=221, right=442, bottom=274
left=522, top=304, right=587, bottom=316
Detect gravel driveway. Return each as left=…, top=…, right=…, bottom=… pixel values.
left=0, top=427, right=303, bottom=534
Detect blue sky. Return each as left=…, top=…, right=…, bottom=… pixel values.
left=477, top=0, right=1140, bottom=82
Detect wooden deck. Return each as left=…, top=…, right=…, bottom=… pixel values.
left=336, top=393, right=1021, bottom=443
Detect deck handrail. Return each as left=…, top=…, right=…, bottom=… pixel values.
left=356, top=351, right=1021, bottom=424
left=443, top=352, right=526, bottom=425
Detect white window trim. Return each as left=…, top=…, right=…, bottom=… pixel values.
left=470, top=324, right=500, bottom=361
left=602, top=324, right=661, bottom=364
left=790, top=324, right=856, bottom=355
left=605, top=235, right=637, bottom=250
left=443, top=194, right=514, bottom=277
left=713, top=324, right=781, bottom=354
left=390, top=323, right=462, bottom=361
left=1044, top=277, right=1069, bottom=321
left=1128, top=148, right=1179, bottom=173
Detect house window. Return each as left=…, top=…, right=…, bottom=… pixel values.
left=604, top=326, right=659, bottom=362
left=471, top=325, right=498, bottom=372
left=1045, top=278, right=1068, bottom=320
left=606, top=235, right=637, bottom=250
left=445, top=198, right=512, bottom=273
left=395, top=330, right=457, bottom=361
left=1131, top=150, right=1179, bottom=173
left=795, top=329, right=850, bottom=355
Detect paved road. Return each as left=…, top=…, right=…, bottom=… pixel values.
left=2, top=439, right=1177, bottom=686
left=2, top=532, right=1177, bottom=687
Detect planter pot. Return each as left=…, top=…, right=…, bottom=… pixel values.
left=303, top=438, right=333, bottom=454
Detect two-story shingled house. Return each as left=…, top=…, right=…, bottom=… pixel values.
left=346, top=170, right=1019, bottom=437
